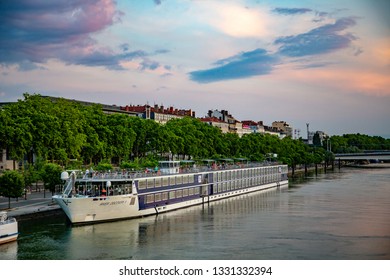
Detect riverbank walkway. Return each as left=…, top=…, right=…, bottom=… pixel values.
left=0, top=190, right=60, bottom=220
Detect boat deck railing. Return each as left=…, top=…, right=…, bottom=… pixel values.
left=75, top=161, right=283, bottom=181
left=0, top=217, right=16, bottom=225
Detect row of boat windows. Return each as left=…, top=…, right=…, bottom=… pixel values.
left=214, top=175, right=280, bottom=192
left=215, top=166, right=284, bottom=182
left=143, top=174, right=281, bottom=204
left=138, top=175, right=195, bottom=190
left=144, top=187, right=201, bottom=204
left=138, top=166, right=286, bottom=190
left=74, top=183, right=133, bottom=196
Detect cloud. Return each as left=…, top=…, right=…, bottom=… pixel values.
left=275, top=17, right=358, bottom=57
left=189, top=49, right=278, bottom=83
left=0, top=0, right=158, bottom=70
left=139, top=59, right=160, bottom=71
left=189, top=14, right=361, bottom=84
left=297, top=62, right=335, bottom=69
left=153, top=0, right=164, bottom=5
left=283, top=66, right=390, bottom=97
left=272, top=8, right=312, bottom=15
left=194, top=2, right=272, bottom=38
left=120, top=43, right=130, bottom=52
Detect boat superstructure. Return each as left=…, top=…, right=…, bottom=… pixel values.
left=0, top=211, right=18, bottom=244
left=53, top=161, right=288, bottom=224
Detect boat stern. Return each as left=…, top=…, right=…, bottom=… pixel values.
left=0, top=214, right=18, bottom=244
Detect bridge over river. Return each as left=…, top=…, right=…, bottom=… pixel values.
left=334, top=151, right=390, bottom=161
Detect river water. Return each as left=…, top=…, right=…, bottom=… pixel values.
left=1, top=167, right=389, bottom=260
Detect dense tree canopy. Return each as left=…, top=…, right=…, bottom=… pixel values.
left=329, top=134, right=390, bottom=153
left=1, top=94, right=388, bottom=172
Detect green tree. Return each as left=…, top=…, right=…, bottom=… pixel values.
left=156, top=125, right=177, bottom=157
left=0, top=171, right=25, bottom=209
left=95, top=161, right=113, bottom=171
left=80, top=105, right=107, bottom=165
left=0, top=101, right=33, bottom=169
left=41, top=163, right=63, bottom=196
left=128, top=117, right=160, bottom=158
left=223, top=132, right=240, bottom=158
left=106, top=114, right=136, bottom=163
left=50, top=97, right=87, bottom=162
left=165, top=117, right=205, bottom=159
left=21, top=163, right=40, bottom=192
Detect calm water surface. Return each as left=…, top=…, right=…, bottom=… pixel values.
left=1, top=167, right=389, bottom=260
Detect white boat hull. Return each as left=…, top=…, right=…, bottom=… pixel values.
left=0, top=234, right=18, bottom=245
left=0, top=219, right=18, bottom=245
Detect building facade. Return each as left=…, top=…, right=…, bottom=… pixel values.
left=241, top=120, right=265, bottom=134
left=272, top=121, right=293, bottom=138
left=0, top=149, right=19, bottom=171
left=121, top=104, right=195, bottom=124
left=199, top=117, right=229, bottom=133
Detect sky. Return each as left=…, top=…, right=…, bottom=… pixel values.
left=0, top=0, right=389, bottom=138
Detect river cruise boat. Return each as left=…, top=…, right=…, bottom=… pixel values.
left=53, top=161, right=288, bottom=224
left=0, top=211, right=18, bottom=244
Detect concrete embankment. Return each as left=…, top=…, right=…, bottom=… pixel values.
left=9, top=205, right=64, bottom=222
left=288, top=164, right=334, bottom=177
left=0, top=191, right=63, bottom=221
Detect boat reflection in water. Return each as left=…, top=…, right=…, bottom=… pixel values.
left=0, top=240, right=18, bottom=260
left=64, top=186, right=286, bottom=260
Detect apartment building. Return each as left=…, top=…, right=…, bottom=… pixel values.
left=272, top=121, right=293, bottom=138
left=121, top=104, right=195, bottom=124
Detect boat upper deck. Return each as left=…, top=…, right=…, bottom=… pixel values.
left=74, top=162, right=285, bottom=182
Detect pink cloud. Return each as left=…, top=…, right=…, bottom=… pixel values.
left=0, top=0, right=125, bottom=69
left=276, top=64, right=390, bottom=97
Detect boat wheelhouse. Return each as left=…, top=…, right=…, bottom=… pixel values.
left=159, top=160, right=180, bottom=174
left=53, top=161, right=288, bottom=224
